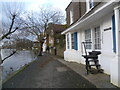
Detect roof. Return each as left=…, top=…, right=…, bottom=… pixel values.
left=47, top=23, right=67, bottom=33
left=65, top=1, right=72, bottom=11
left=62, top=1, right=116, bottom=34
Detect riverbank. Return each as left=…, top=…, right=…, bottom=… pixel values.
left=1, top=49, right=36, bottom=80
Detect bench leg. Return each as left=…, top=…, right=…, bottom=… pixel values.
left=86, top=58, right=89, bottom=75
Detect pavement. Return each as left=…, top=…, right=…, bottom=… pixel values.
left=51, top=55, right=119, bottom=88
left=2, top=53, right=97, bottom=88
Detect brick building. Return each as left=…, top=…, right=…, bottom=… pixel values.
left=43, top=23, right=67, bottom=57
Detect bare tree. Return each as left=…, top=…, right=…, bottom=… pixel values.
left=0, top=2, right=25, bottom=64
left=20, top=6, right=65, bottom=56
left=0, top=2, right=25, bottom=41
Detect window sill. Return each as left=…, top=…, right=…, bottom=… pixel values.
left=94, top=49, right=101, bottom=51
left=86, top=49, right=92, bottom=51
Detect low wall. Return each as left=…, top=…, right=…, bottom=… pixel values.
left=64, top=50, right=82, bottom=63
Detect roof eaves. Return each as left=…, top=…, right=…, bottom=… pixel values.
left=61, top=0, right=116, bottom=34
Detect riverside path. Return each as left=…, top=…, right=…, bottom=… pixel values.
left=2, top=53, right=96, bottom=88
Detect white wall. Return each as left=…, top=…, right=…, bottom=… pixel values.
left=110, top=56, right=118, bottom=86
left=64, top=50, right=82, bottom=63
left=64, top=10, right=120, bottom=87
left=99, top=13, right=114, bottom=74
left=118, top=58, right=120, bottom=86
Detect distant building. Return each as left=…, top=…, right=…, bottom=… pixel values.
left=62, top=0, right=120, bottom=87
left=44, top=23, right=67, bottom=56
left=45, top=23, right=67, bottom=47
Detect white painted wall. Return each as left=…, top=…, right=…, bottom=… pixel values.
left=110, top=7, right=120, bottom=87
left=64, top=11, right=120, bottom=87
left=110, top=56, right=118, bottom=86
left=64, top=50, right=82, bottom=63
left=118, top=58, right=120, bottom=86
left=99, top=13, right=114, bottom=74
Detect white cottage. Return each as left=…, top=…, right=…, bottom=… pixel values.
left=62, top=0, right=120, bottom=87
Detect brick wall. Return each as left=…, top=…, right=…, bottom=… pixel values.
left=66, top=2, right=86, bottom=26
left=80, top=2, right=86, bottom=17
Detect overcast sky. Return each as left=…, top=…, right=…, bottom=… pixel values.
left=26, top=0, right=71, bottom=13
left=1, top=0, right=72, bottom=14
left=0, top=0, right=72, bottom=41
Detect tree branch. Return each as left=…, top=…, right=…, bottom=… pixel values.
left=0, top=27, right=18, bottom=41
left=2, top=50, right=17, bottom=63
left=9, top=14, right=16, bottom=33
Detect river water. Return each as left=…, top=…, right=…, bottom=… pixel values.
left=1, top=49, right=36, bottom=80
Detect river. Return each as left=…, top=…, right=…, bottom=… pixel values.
left=1, top=49, right=36, bottom=80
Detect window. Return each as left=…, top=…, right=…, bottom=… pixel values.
left=94, top=26, right=101, bottom=50
left=67, top=34, right=70, bottom=49
left=86, top=0, right=94, bottom=11
left=71, top=32, right=78, bottom=50
left=74, top=32, right=78, bottom=50
left=89, top=0, right=94, bottom=8
left=70, top=9, right=74, bottom=24
left=71, top=33, right=74, bottom=49
left=85, top=29, right=91, bottom=49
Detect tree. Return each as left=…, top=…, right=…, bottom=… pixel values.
left=13, top=38, right=33, bottom=50
left=0, top=2, right=25, bottom=41
left=20, top=6, right=65, bottom=56
left=0, top=2, right=25, bottom=63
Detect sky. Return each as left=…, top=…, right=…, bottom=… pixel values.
left=0, top=0, right=72, bottom=14
left=25, top=0, right=71, bottom=14
left=25, top=0, right=72, bottom=40
left=0, top=0, right=72, bottom=41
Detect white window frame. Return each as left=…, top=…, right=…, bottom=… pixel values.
left=89, top=0, right=94, bottom=8
left=67, top=34, right=70, bottom=49
left=86, top=0, right=94, bottom=12
left=85, top=29, right=92, bottom=49
left=94, top=26, right=101, bottom=50
left=71, top=33, right=74, bottom=49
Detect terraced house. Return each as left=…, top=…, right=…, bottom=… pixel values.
left=62, top=0, right=120, bottom=87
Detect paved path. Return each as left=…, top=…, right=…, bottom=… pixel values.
left=3, top=53, right=96, bottom=88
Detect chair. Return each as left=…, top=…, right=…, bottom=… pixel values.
left=82, top=42, right=104, bottom=74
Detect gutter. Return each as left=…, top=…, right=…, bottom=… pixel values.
left=61, top=0, right=117, bottom=35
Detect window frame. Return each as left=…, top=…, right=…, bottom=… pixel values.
left=86, top=0, right=94, bottom=12
left=67, top=34, right=70, bottom=49
left=70, top=9, right=74, bottom=24
left=71, top=33, right=74, bottom=49
left=89, top=0, right=94, bottom=9
left=85, top=29, right=92, bottom=49
left=94, top=26, right=101, bottom=50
